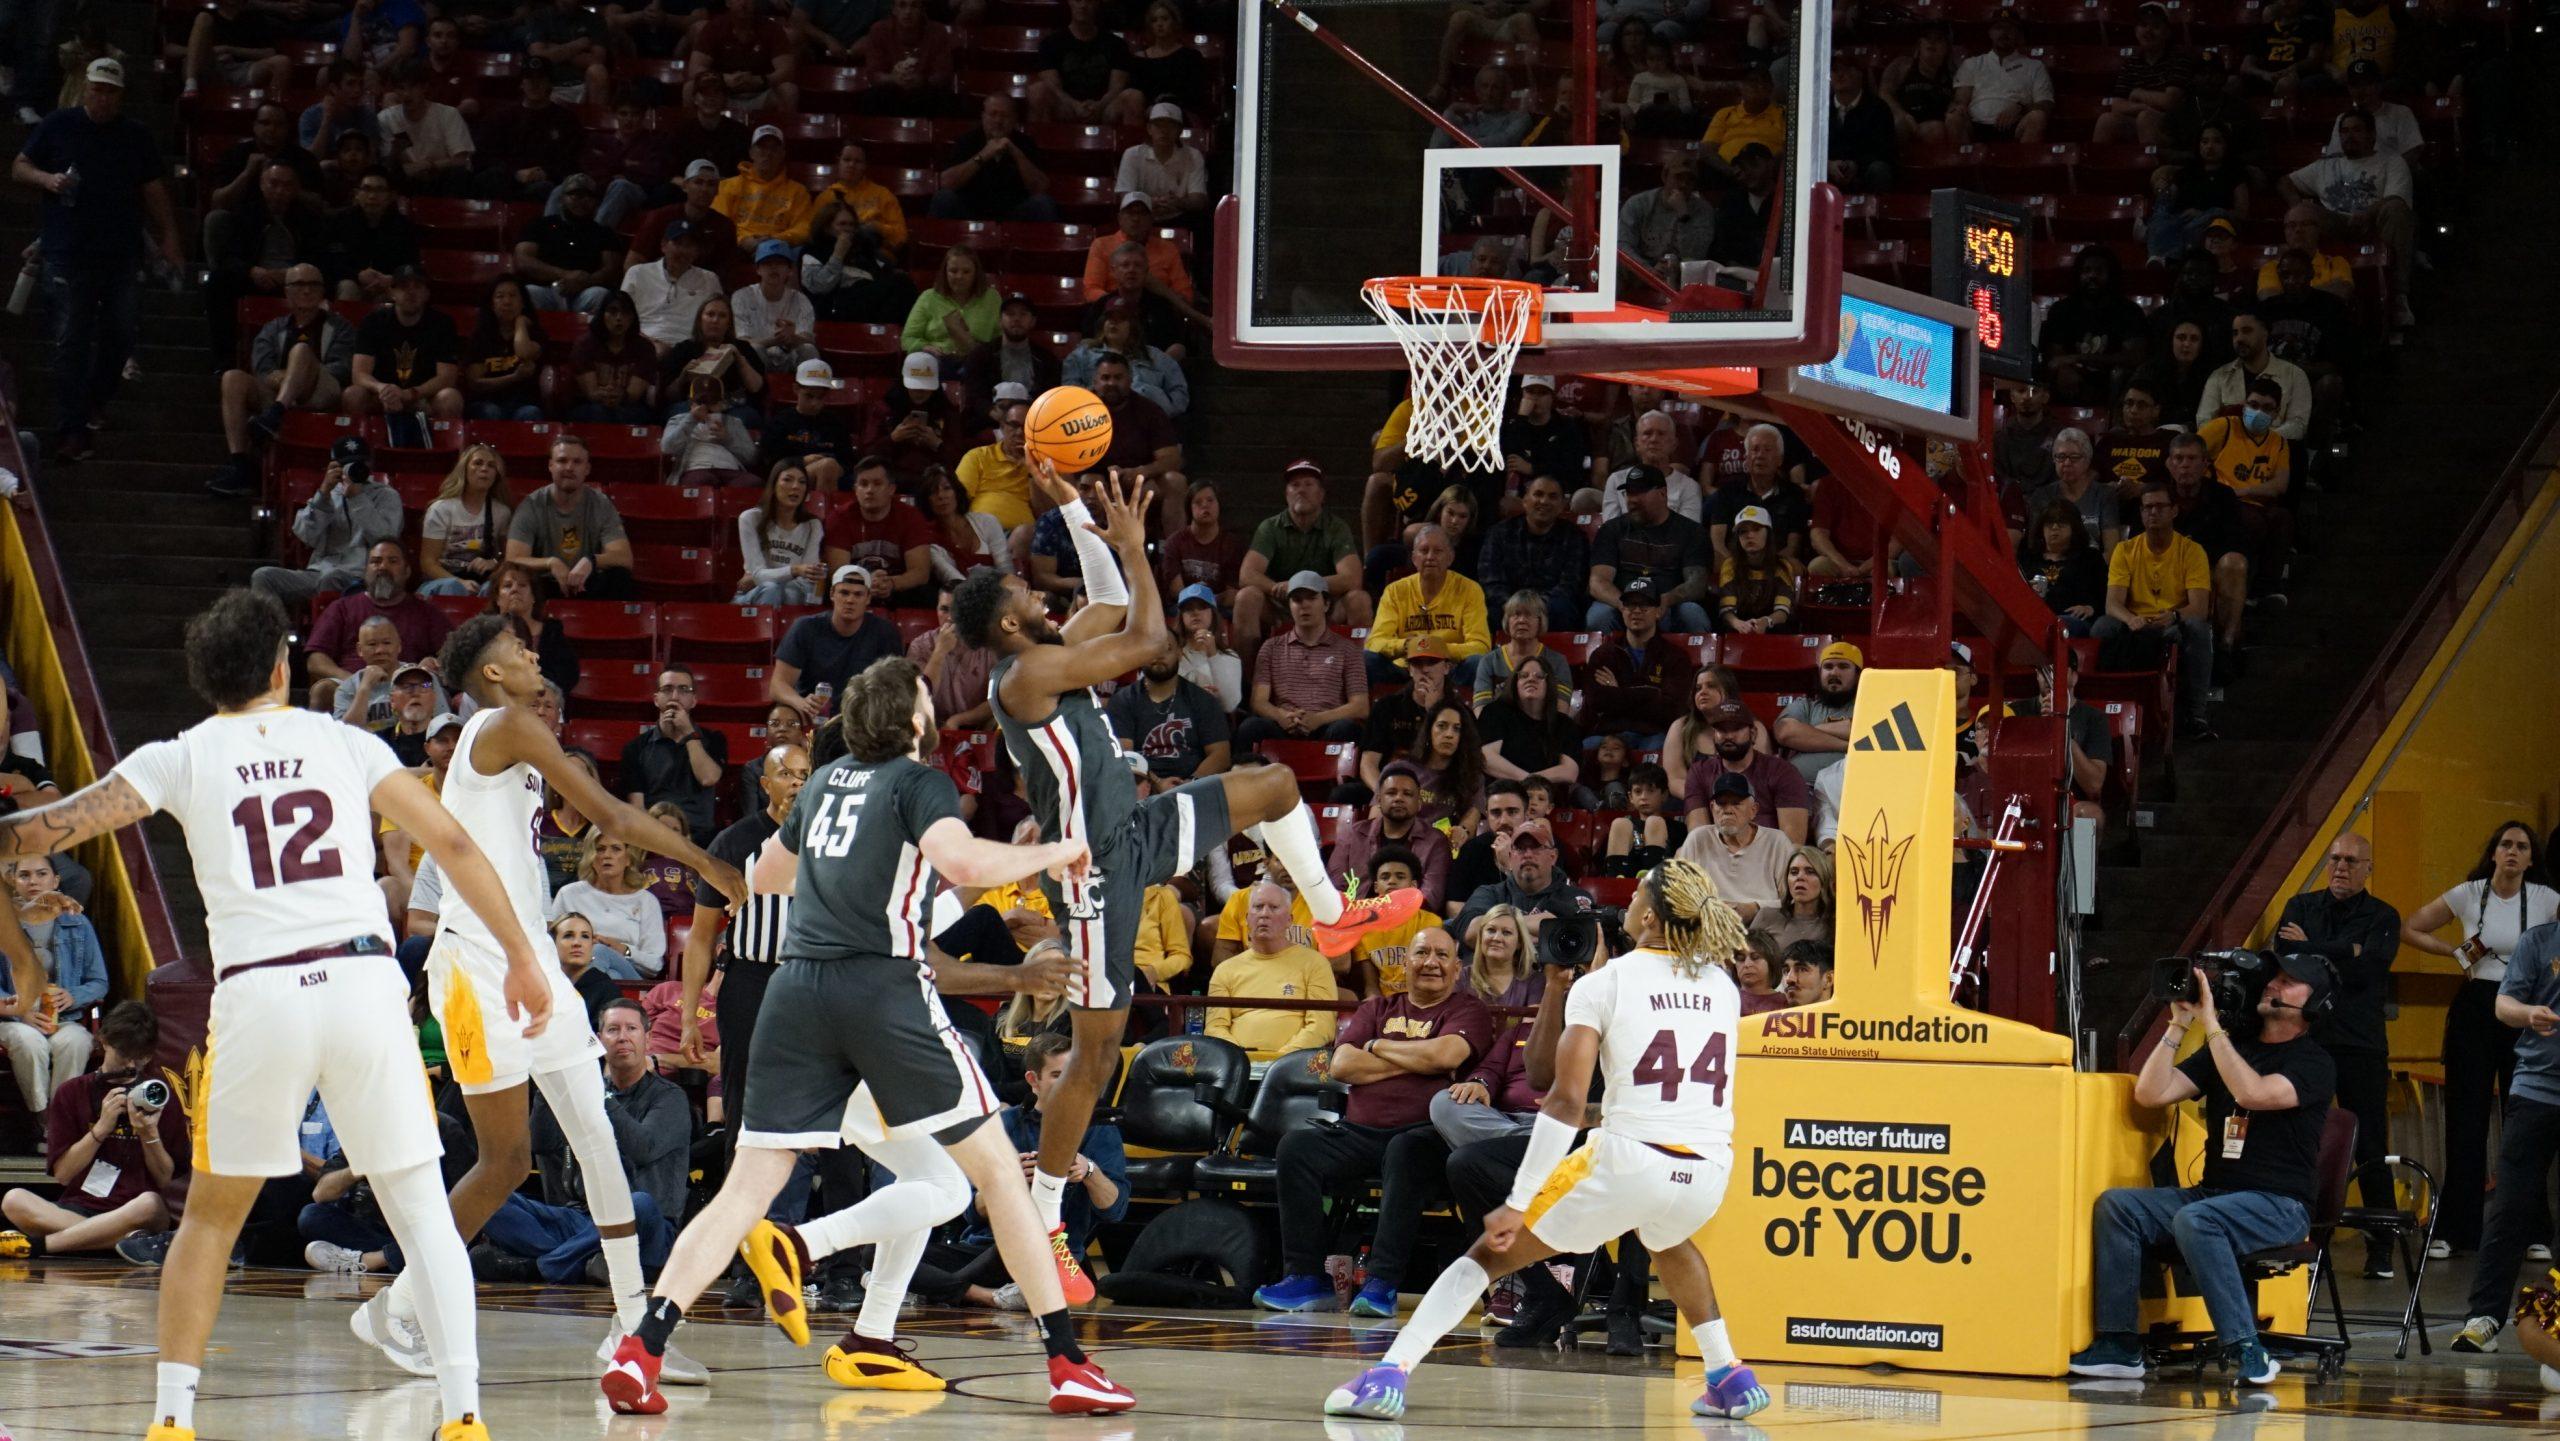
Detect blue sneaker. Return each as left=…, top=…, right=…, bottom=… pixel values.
left=1255, top=1273, right=1342, bottom=1313
left=1348, top=1277, right=1399, bottom=1318
left=1695, top=1364, right=1770, bottom=1419
left=2231, top=1341, right=2280, bottom=1386
left=1323, top=1362, right=1408, bottom=1418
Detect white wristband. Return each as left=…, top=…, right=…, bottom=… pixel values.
left=1503, top=1110, right=1579, bottom=1213
left=1057, top=500, right=1129, bottom=607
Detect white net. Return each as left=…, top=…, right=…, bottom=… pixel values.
left=1361, top=278, right=1540, bottom=473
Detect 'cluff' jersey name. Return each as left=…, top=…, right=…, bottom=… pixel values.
left=987, top=653, right=1136, bottom=853
left=778, top=753, right=960, bottom=963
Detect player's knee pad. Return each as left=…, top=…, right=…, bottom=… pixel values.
left=865, top=1133, right=973, bottom=1226
left=531, top=1062, right=635, bottom=1225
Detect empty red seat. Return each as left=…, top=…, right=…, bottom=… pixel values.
left=407, top=196, right=513, bottom=249
left=422, top=592, right=484, bottom=630
left=1717, top=632, right=1829, bottom=688
left=1258, top=739, right=1355, bottom=798
left=420, top=249, right=509, bottom=306
left=687, top=663, right=774, bottom=719
left=572, top=662, right=662, bottom=721
left=702, top=720, right=774, bottom=766
left=466, top=419, right=562, bottom=480
left=550, top=600, right=658, bottom=659
left=659, top=602, right=778, bottom=663
left=574, top=425, right=665, bottom=487
left=560, top=718, right=640, bottom=782
left=606, top=484, right=717, bottom=545
left=629, top=546, right=719, bottom=601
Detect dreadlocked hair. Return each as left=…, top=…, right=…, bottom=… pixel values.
left=1646, top=858, right=1754, bottom=980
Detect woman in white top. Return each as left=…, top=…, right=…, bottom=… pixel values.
left=418, top=444, right=513, bottom=596
left=1172, top=583, right=1243, bottom=711
left=736, top=461, right=827, bottom=605
left=2401, top=820, right=2560, bottom=1255
left=549, top=830, right=668, bottom=980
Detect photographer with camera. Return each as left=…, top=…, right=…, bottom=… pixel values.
left=0, top=1000, right=187, bottom=1258
left=2272, top=831, right=2402, bottom=1277
left=2069, top=952, right=2338, bottom=1387
left=1453, top=819, right=1597, bottom=957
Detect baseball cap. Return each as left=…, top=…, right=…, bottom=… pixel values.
left=663, top=218, right=698, bottom=243
left=394, top=663, right=436, bottom=688
left=1709, top=771, right=1754, bottom=802
left=1283, top=459, right=1324, bottom=479
left=751, top=123, right=785, bottom=144
left=2204, top=216, right=2238, bottom=237
left=1119, top=190, right=1153, bottom=213
left=1510, top=819, right=1556, bottom=849
left=1618, top=578, right=1663, bottom=606
left=1176, top=583, right=1219, bottom=610
left=1731, top=504, right=1774, bottom=530
left=1000, top=292, right=1036, bottom=314
left=329, top=434, right=373, bottom=467
left=1518, top=374, right=1555, bottom=391
left=830, top=564, right=873, bottom=589
left=794, top=358, right=844, bottom=390
left=683, top=158, right=721, bottom=180
left=753, top=238, right=794, bottom=264
left=1285, top=570, right=1329, bottom=596
left=387, top=262, right=428, bottom=285
left=991, top=380, right=1030, bottom=404
left=1949, top=641, right=1975, bottom=668
left=557, top=173, right=599, bottom=196
left=2346, top=58, right=2382, bottom=83
left=1406, top=635, right=1452, bottom=663
left=1619, top=464, right=1666, bottom=493
left=901, top=351, right=940, bottom=388
left=1818, top=640, right=1865, bottom=667
left=2274, top=951, right=2339, bottom=1012
left=84, top=57, right=123, bottom=88
left=425, top=711, right=465, bottom=738
left=2135, top=0, right=2171, bottom=19
left=1706, top=700, right=1755, bottom=731
left=1147, top=101, right=1184, bottom=123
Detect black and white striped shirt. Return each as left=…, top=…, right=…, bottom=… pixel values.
left=700, top=810, right=792, bottom=965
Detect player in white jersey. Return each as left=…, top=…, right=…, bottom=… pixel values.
left=348, top=613, right=746, bottom=1389
left=1322, top=858, right=1773, bottom=1423
left=0, top=590, right=550, bottom=1441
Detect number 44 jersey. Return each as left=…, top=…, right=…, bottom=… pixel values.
left=114, top=705, right=408, bottom=965
left=1569, top=948, right=1740, bottom=1146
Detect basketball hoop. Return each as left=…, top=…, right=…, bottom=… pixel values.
left=1362, top=276, right=1544, bottom=472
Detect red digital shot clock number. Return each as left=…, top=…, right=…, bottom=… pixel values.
left=1929, top=193, right=2033, bottom=383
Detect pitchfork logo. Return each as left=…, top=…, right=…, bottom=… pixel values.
left=1838, top=812, right=1915, bottom=969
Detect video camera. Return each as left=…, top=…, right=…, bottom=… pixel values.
left=1539, top=905, right=1626, bottom=975
left=2149, top=948, right=2281, bottom=1029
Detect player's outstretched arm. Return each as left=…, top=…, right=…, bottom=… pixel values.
left=0, top=775, right=151, bottom=860
left=917, top=817, right=1087, bottom=890
left=482, top=706, right=747, bottom=907
left=1004, top=472, right=1168, bottom=701
left=373, top=767, right=551, bottom=1038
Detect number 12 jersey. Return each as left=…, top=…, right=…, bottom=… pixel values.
left=1567, top=948, right=1740, bottom=1146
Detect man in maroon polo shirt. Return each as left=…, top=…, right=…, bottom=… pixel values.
left=1254, top=928, right=1494, bottom=1316
left=1681, top=699, right=1810, bottom=843
left=304, top=541, right=452, bottom=713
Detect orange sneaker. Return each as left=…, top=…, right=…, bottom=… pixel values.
left=1048, top=1226, right=1096, bottom=1305
left=1310, top=889, right=1426, bottom=959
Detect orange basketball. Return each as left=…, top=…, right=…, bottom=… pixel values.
left=1025, top=385, right=1114, bottom=473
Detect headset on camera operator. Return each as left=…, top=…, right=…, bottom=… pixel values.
left=2068, top=950, right=2339, bottom=1387
left=2272, top=831, right=2401, bottom=1276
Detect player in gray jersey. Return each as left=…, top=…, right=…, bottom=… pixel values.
left=956, top=468, right=1422, bottom=1299
left=603, top=657, right=1137, bottom=1417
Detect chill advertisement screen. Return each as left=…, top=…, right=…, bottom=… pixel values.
left=1796, top=294, right=1960, bottom=418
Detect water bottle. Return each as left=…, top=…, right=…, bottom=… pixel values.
left=56, top=164, right=76, bottom=208
left=810, top=682, right=833, bottom=717
left=6, top=262, right=34, bottom=316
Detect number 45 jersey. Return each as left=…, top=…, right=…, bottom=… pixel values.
left=1571, top=947, right=1741, bottom=1146
left=114, top=706, right=408, bottom=965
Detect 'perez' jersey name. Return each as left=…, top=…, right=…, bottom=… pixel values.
left=1566, top=948, right=1741, bottom=1146
left=112, top=706, right=404, bottom=970
left=779, top=753, right=961, bottom=962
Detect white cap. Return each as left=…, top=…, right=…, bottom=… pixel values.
left=1518, top=374, right=1556, bottom=391
left=901, top=351, right=940, bottom=387
left=794, top=358, right=844, bottom=389
left=1731, top=505, right=1773, bottom=529
left=751, top=123, right=784, bottom=144
left=991, top=380, right=1031, bottom=403
left=1118, top=190, right=1153, bottom=212
left=1147, top=101, right=1184, bottom=123
left=85, top=57, right=124, bottom=88
left=683, top=158, right=720, bottom=179
left=426, top=712, right=465, bottom=738
left=831, top=564, right=874, bottom=589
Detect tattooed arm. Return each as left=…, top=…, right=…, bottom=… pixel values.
left=0, top=776, right=154, bottom=861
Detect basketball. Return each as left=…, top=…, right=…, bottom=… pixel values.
left=1025, top=385, right=1113, bottom=472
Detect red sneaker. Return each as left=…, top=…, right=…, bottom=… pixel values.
left=1310, top=889, right=1426, bottom=959
left=600, top=1333, right=668, bottom=1415
left=1047, top=1355, right=1137, bottom=1414
left=1048, top=1225, right=1096, bottom=1305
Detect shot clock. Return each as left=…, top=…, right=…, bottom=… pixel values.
left=1928, top=191, right=2034, bottom=384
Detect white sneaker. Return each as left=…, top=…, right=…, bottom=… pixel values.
left=598, top=1324, right=709, bottom=1385
left=2532, top=1244, right=2551, bottom=1262
left=304, top=1240, right=367, bottom=1274
left=2542, top=1364, right=2560, bottom=1394
left=2451, top=1315, right=2502, bottom=1353
left=351, top=1286, right=437, bottom=1377
left=2427, top=1239, right=2452, bottom=1260
left=991, top=1282, right=1028, bottom=1312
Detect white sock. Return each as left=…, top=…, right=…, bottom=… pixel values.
left=1694, top=1317, right=1738, bottom=1370
left=857, top=1228, right=929, bottom=1342
left=1251, top=805, right=1345, bottom=924
left=155, top=1361, right=200, bottom=1429
left=1029, top=1168, right=1069, bottom=1232
left=602, top=1234, right=647, bottom=1331
left=1381, top=1256, right=1486, bottom=1371
left=371, top=1158, right=482, bottom=1422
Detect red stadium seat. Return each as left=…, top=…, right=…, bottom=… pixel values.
left=606, top=484, right=718, bottom=546
left=1717, top=633, right=1828, bottom=689
left=1258, top=739, right=1355, bottom=799
left=575, top=425, right=665, bottom=487
left=560, top=718, right=640, bottom=783
left=1580, top=876, right=1639, bottom=909
left=702, top=721, right=773, bottom=767
left=420, top=248, right=510, bottom=307
left=273, top=410, right=362, bottom=471
left=659, top=602, right=780, bottom=663
left=423, top=592, right=484, bottom=630
left=466, top=419, right=563, bottom=482
left=687, top=663, right=774, bottom=720
left=1542, top=630, right=1607, bottom=667
left=629, top=546, right=719, bottom=601
left=1311, top=803, right=1357, bottom=847
left=572, top=662, right=662, bottom=721
left=550, top=601, right=658, bottom=659
left=406, top=196, right=514, bottom=250
left=883, top=608, right=937, bottom=645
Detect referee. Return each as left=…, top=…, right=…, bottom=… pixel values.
left=679, top=741, right=869, bottom=1311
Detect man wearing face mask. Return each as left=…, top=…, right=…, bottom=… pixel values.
left=2196, top=373, right=2294, bottom=608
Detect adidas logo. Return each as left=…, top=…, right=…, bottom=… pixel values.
left=1849, top=702, right=1927, bottom=753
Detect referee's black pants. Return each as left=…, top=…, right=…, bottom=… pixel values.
left=719, top=958, right=874, bottom=1272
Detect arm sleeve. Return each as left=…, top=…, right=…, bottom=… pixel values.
left=1453, top=580, right=1494, bottom=659
left=1203, top=963, right=1238, bottom=1040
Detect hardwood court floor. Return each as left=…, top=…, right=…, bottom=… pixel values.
left=1, top=1260, right=2557, bottom=1439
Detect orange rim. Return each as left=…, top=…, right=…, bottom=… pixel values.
left=1364, top=275, right=1545, bottom=346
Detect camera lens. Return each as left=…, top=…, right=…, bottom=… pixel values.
left=133, top=1078, right=170, bottom=1110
